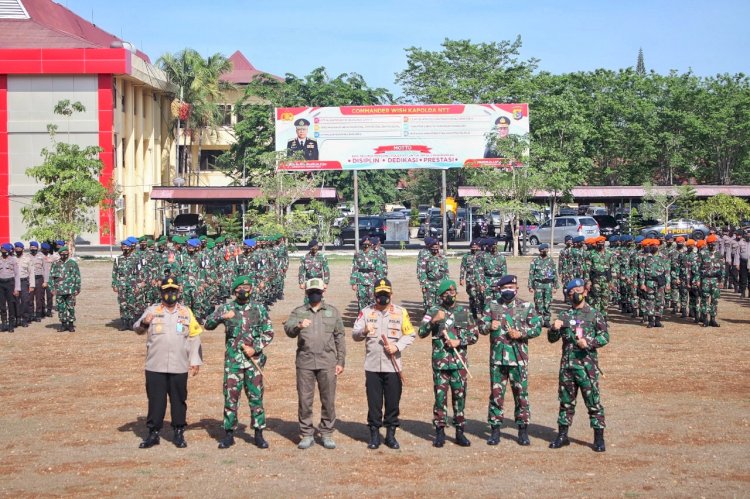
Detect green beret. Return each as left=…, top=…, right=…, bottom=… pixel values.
left=58, top=246, right=69, bottom=253
left=437, top=279, right=457, bottom=296
left=157, top=236, right=167, bottom=243
left=138, top=235, right=147, bottom=242
left=199, top=235, right=207, bottom=241
left=172, top=236, right=185, bottom=244
left=215, top=235, right=225, bottom=243
left=231, top=275, right=254, bottom=291
left=206, top=240, right=215, bottom=249
left=146, top=239, right=154, bottom=247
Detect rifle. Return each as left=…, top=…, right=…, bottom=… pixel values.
left=438, top=311, right=473, bottom=379
left=381, top=334, right=405, bottom=385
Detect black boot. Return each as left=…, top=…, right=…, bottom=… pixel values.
left=68, top=323, right=76, bottom=332
left=139, top=429, right=160, bottom=448
left=433, top=427, right=446, bottom=448
left=57, top=323, right=66, bottom=332
left=0, top=322, right=6, bottom=332
left=549, top=425, right=570, bottom=449
left=631, top=310, right=638, bottom=319
left=654, top=317, right=663, bottom=328
left=455, top=428, right=471, bottom=447
left=517, top=425, right=530, bottom=446
left=173, top=427, right=187, bottom=448
left=709, top=317, right=720, bottom=327
left=218, top=430, right=235, bottom=449
left=681, top=310, right=687, bottom=319
left=33, top=314, right=41, bottom=322
left=702, top=314, right=710, bottom=328
left=254, top=429, right=269, bottom=449
left=647, top=316, right=654, bottom=328
left=487, top=426, right=501, bottom=446
left=367, top=426, right=381, bottom=449
left=384, top=426, right=400, bottom=450
left=593, top=428, right=606, bottom=452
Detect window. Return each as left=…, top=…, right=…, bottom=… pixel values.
left=218, top=104, right=232, bottom=126
left=178, top=145, right=190, bottom=174
left=554, top=218, right=567, bottom=227
left=199, top=150, right=225, bottom=171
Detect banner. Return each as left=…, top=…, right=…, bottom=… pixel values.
left=275, top=104, right=529, bottom=171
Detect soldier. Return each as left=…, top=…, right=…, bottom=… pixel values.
left=638, top=239, right=670, bottom=328
left=682, top=239, right=699, bottom=320
left=284, top=278, right=346, bottom=450
left=548, top=278, right=608, bottom=452
left=48, top=246, right=81, bottom=332
left=480, top=275, right=542, bottom=446
left=133, top=277, right=203, bottom=449
left=350, top=237, right=378, bottom=312
left=298, top=239, right=330, bottom=291
left=528, top=243, right=558, bottom=327
left=558, top=235, right=574, bottom=286
left=699, top=234, right=725, bottom=327
left=481, top=238, right=507, bottom=304
left=112, top=240, right=137, bottom=330
left=670, top=237, right=686, bottom=314
left=205, top=276, right=274, bottom=449
left=352, top=278, right=415, bottom=450
left=419, top=239, right=450, bottom=311
left=40, top=243, right=55, bottom=318
left=631, top=236, right=647, bottom=320
left=28, top=241, right=48, bottom=322
left=569, top=236, right=587, bottom=291
left=0, top=243, right=20, bottom=332
left=459, top=239, right=484, bottom=319
left=13, top=242, right=33, bottom=327
left=691, top=240, right=706, bottom=322
left=586, top=236, right=613, bottom=319
left=371, top=237, right=388, bottom=281
left=416, top=237, right=434, bottom=285
left=418, top=280, right=479, bottom=448
left=723, top=231, right=737, bottom=291
left=180, top=239, right=203, bottom=317
left=617, top=235, right=634, bottom=313
left=735, top=231, right=750, bottom=298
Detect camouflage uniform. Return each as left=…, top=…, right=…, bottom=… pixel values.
left=558, top=244, right=573, bottom=287
left=373, top=244, right=388, bottom=281
left=480, top=297, right=542, bottom=428
left=699, top=247, right=725, bottom=322
left=587, top=249, right=613, bottom=318
left=419, top=253, right=450, bottom=311
left=49, top=255, right=81, bottom=328
left=528, top=255, right=558, bottom=325
left=548, top=303, right=608, bottom=430
left=112, top=249, right=138, bottom=328
left=418, top=303, right=479, bottom=429
left=666, top=244, right=683, bottom=312
left=298, top=252, right=330, bottom=286
left=133, top=247, right=155, bottom=319
left=350, top=248, right=378, bottom=311
left=683, top=247, right=701, bottom=319
left=481, top=251, right=507, bottom=303
left=460, top=250, right=484, bottom=318
left=630, top=244, right=647, bottom=318
left=205, top=297, right=274, bottom=431
left=638, top=249, right=670, bottom=324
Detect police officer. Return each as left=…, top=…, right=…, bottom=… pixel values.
left=0, top=243, right=20, bottom=332
left=28, top=241, right=48, bottom=322
left=736, top=231, right=750, bottom=298
left=352, top=278, right=415, bottom=450
left=134, top=277, right=203, bottom=449
left=286, top=118, right=319, bottom=160
left=14, top=242, right=33, bottom=327
left=484, top=116, right=511, bottom=158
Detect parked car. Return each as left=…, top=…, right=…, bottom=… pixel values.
left=527, top=216, right=600, bottom=245
left=586, top=207, right=609, bottom=216
left=418, top=204, right=432, bottom=223
left=640, top=219, right=709, bottom=240
left=593, top=215, right=621, bottom=239
left=419, top=213, right=462, bottom=241
left=382, top=211, right=407, bottom=220
left=334, top=215, right=387, bottom=246
left=558, top=206, right=578, bottom=216
left=169, top=213, right=207, bottom=239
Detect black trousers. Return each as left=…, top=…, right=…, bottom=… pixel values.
left=365, top=371, right=402, bottom=428
left=18, top=277, right=30, bottom=322
left=739, top=259, right=748, bottom=293
left=145, top=370, right=188, bottom=431
left=0, top=278, right=16, bottom=323
left=32, top=275, right=45, bottom=317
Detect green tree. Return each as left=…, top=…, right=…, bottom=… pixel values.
left=22, top=101, right=107, bottom=253
left=636, top=48, right=646, bottom=75
left=308, top=200, right=341, bottom=250
left=693, top=193, right=750, bottom=227
left=642, top=183, right=680, bottom=224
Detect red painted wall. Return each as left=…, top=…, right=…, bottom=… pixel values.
left=97, top=74, right=114, bottom=245
left=0, top=75, right=9, bottom=241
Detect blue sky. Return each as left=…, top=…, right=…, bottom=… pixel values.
left=66, top=0, right=749, bottom=95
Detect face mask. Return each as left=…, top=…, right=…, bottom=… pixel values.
left=708, top=244, right=715, bottom=251
left=310, top=249, right=317, bottom=255
left=570, top=292, right=585, bottom=305
left=376, top=294, right=390, bottom=306
left=59, top=254, right=69, bottom=261
left=677, top=244, right=684, bottom=250
left=235, top=290, right=251, bottom=303
left=430, top=248, right=439, bottom=255
left=41, top=250, right=49, bottom=256
left=470, top=248, right=478, bottom=254
left=540, top=251, right=548, bottom=258
left=650, top=246, right=658, bottom=254
left=307, top=291, right=323, bottom=304
left=30, top=249, right=38, bottom=256
left=162, top=292, right=178, bottom=305
left=500, top=289, right=516, bottom=303
left=0, top=252, right=7, bottom=258
left=14, top=251, right=22, bottom=258
left=442, top=295, right=455, bottom=307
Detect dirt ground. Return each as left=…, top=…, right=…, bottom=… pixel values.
left=0, top=255, right=748, bottom=498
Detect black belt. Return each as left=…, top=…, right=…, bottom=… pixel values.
left=20, top=277, right=28, bottom=282
left=0, top=278, right=13, bottom=282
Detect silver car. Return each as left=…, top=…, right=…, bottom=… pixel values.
left=528, top=216, right=600, bottom=245
left=640, top=219, right=709, bottom=240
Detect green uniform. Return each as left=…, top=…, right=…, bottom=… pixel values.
left=49, top=257, right=81, bottom=327
left=587, top=249, right=613, bottom=318
left=638, top=251, right=670, bottom=321
left=699, top=248, right=725, bottom=320
left=112, top=251, right=138, bottom=327
left=460, top=250, right=484, bottom=318
left=481, top=252, right=507, bottom=303
left=528, top=255, right=558, bottom=325
left=298, top=252, right=330, bottom=285
left=418, top=253, right=449, bottom=311
left=350, top=249, right=378, bottom=311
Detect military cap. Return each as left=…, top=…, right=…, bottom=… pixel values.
left=157, top=236, right=167, bottom=243
left=126, top=236, right=138, bottom=244
left=295, top=118, right=311, bottom=127
left=609, top=235, right=619, bottom=243
left=706, top=234, right=718, bottom=243
left=573, top=236, right=585, bottom=243
left=696, top=239, right=706, bottom=248
left=437, top=279, right=457, bottom=296
left=243, top=238, right=256, bottom=247
left=595, top=236, right=606, bottom=243
left=564, top=235, right=573, bottom=242
left=621, top=235, right=632, bottom=242
left=305, top=278, right=326, bottom=291
left=675, top=236, right=685, bottom=243
left=497, top=275, right=517, bottom=287
left=634, top=235, right=644, bottom=244
left=231, top=275, right=254, bottom=291
left=145, top=239, right=154, bottom=247
left=206, top=240, right=215, bottom=249
left=374, top=278, right=392, bottom=294
left=186, top=238, right=201, bottom=248
left=664, top=234, right=673, bottom=241
left=1, top=243, right=13, bottom=252
left=470, top=238, right=481, bottom=247
left=369, top=236, right=380, bottom=245
left=361, top=236, right=372, bottom=245
left=171, top=235, right=184, bottom=244
left=538, top=243, right=549, bottom=250
left=160, top=276, right=180, bottom=290
left=120, top=239, right=132, bottom=247
left=58, top=246, right=69, bottom=253
left=495, top=116, right=511, bottom=126
left=308, top=239, right=319, bottom=249
left=55, top=240, right=66, bottom=246
left=565, top=278, right=585, bottom=294
left=138, top=235, right=148, bottom=242
left=13, top=242, right=23, bottom=249
left=41, top=242, right=51, bottom=250
left=215, top=235, right=225, bottom=243
left=199, top=235, right=207, bottom=241
left=29, top=241, right=39, bottom=248
left=686, top=238, right=696, bottom=247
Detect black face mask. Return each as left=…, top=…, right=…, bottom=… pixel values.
left=310, top=249, right=317, bottom=255
left=500, top=289, right=516, bottom=303
left=59, top=254, right=69, bottom=261
left=162, top=291, right=178, bottom=305
left=30, top=249, right=38, bottom=256
left=0, top=252, right=7, bottom=258
left=540, top=251, right=548, bottom=258
left=708, top=244, right=716, bottom=251
left=650, top=246, right=659, bottom=254
left=570, top=292, right=585, bottom=305
left=442, top=295, right=455, bottom=307
left=307, top=291, right=323, bottom=305
left=376, top=294, right=390, bottom=306
left=14, top=251, right=22, bottom=258
left=430, top=248, right=439, bottom=255
left=235, top=290, right=251, bottom=303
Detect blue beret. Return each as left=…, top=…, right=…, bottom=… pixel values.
left=126, top=237, right=138, bottom=244
left=565, top=278, right=585, bottom=293
left=634, top=235, right=644, bottom=243
left=609, top=235, right=619, bottom=243
left=664, top=234, right=673, bottom=241
left=120, top=239, right=131, bottom=246
left=55, top=240, right=65, bottom=246
left=1, top=243, right=13, bottom=251
left=369, top=236, right=380, bottom=244
left=243, top=238, right=256, bottom=247
left=307, top=239, right=318, bottom=249
left=187, top=238, right=201, bottom=248
left=41, top=242, right=51, bottom=250
left=538, top=243, right=549, bottom=250
left=564, top=235, right=573, bottom=241
left=29, top=241, right=39, bottom=248
left=497, top=275, right=517, bottom=287
left=14, top=242, right=24, bottom=248
left=470, top=238, right=481, bottom=246
left=572, top=236, right=585, bottom=243
left=484, top=237, right=497, bottom=246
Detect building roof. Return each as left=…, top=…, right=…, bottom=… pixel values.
left=0, top=0, right=150, bottom=62
left=458, top=185, right=750, bottom=200
left=221, top=50, right=282, bottom=84
left=150, top=186, right=338, bottom=202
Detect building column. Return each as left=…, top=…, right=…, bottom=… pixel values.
left=134, top=87, right=144, bottom=235
left=123, top=81, right=135, bottom=236
left=144, top=91, right=155, bottom=236
left=97, top=74, right=115, bottom=245
left=0, top=75, right=9, bottom=241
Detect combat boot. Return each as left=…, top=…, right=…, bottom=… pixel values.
left=709, top=317, right=720, bottom=328
left=433, top=427, right=446, bottom=448
left=139, top=429, right=160, bottom=448
left=681, top=310, right=688, bottom=319
left=654, top=317, right=663, bottom=328
left=487, top=426, right=501, bottom=445
left=631, top=309, right=638, bottom=319
left=33, top=314, right=41, bottom=322
left=0, top=322, right=7, bottom=332
left=549, top=425, right=570, bottom=449
left=517, top=425, right=530, bottom=446
left=173, top=427, right=187, bottom=448
left=593, top=428, right=606, bottom=452
left=646, top=316, right=654, bottom=328
left=367, top=426, right=381, bottom=449
left=57, top=323, right=66, bottom=332
left=254, top=429, right=269, bottom=449
left=702, top=314, right=710, bottom=328
left=455, top=428, right=471, bottom=447
left=218, top=430, right=235, bottom=449
left=384, top=426, right=399, bottom=450
left=68, top=323, right=76, bottom=332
